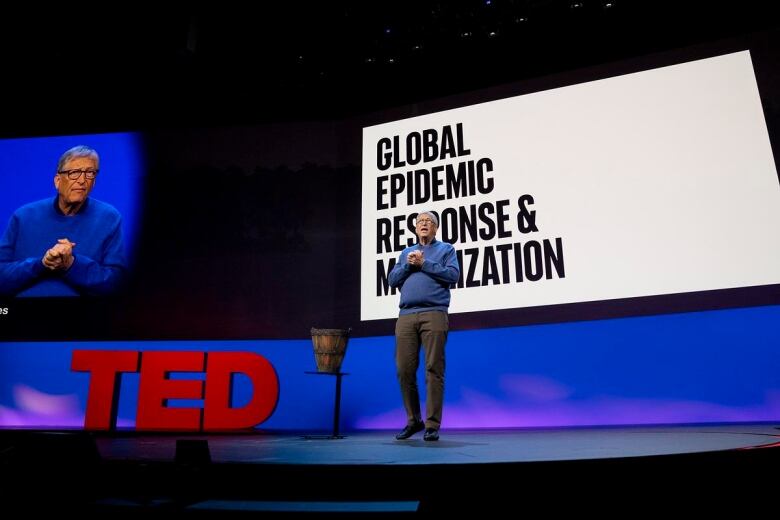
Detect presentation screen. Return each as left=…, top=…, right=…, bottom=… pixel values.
left=361, top=51, right=780, bottom=321
left=2, top=38, right=780, bottom=341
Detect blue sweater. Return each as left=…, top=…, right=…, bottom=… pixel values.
left=0, top=197, right=127, bottom=297
left=388, top=238, right=460, bottom=315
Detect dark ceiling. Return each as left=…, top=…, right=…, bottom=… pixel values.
left=1, top=0, right=778, bottom=136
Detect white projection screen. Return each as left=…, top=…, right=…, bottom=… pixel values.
left=361, top=50, right=780, bottom=321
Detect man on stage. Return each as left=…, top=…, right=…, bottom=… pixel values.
left=388, top=210, right=460, bottom=441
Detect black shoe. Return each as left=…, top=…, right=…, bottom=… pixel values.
left=395, top=421, right=424, bottom=440
left=423, top=428, right=439, bottom=441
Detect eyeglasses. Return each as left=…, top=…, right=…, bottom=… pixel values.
left=416, top=218, right=435, bottom=225
left=58, top=168, right=99, bottom=180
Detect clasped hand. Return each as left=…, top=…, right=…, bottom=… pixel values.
left=42, top=238, right=76, bottom=271
left=407, top=250, right=424, bottom=267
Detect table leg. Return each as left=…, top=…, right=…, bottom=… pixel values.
left=333, top=374, right=343, bottom=438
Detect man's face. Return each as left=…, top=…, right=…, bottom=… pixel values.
left=415, top=213, right=437, bottom=241
left=54, top=156, right=97, bottom=205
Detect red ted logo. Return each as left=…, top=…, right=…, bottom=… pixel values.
left=71, top=351, right=279, bottom=431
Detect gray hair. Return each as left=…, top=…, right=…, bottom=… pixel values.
left=417, top=210, right=439, bottom=227
left=57, top=145, right=100, bottom=172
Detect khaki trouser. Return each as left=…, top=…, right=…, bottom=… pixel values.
left=395, top=310, right=448, bottom=430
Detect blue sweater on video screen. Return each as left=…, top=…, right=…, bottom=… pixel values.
left=0, top=197, right=127, bottom=297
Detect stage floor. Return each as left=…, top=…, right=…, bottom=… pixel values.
left=3, top=423, right=779, bottom=515
left=95, top=423, right=780, bottom=465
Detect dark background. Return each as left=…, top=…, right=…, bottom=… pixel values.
left=2, top=1, right=780, bottom=341
left=2, top=1, right=779, bottom=137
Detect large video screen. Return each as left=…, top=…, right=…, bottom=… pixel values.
left=0, top=134, right=145, bottom=299
left=361, top=50, right=780, bottom=320
left=1, top=39, right=779, bottom=342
